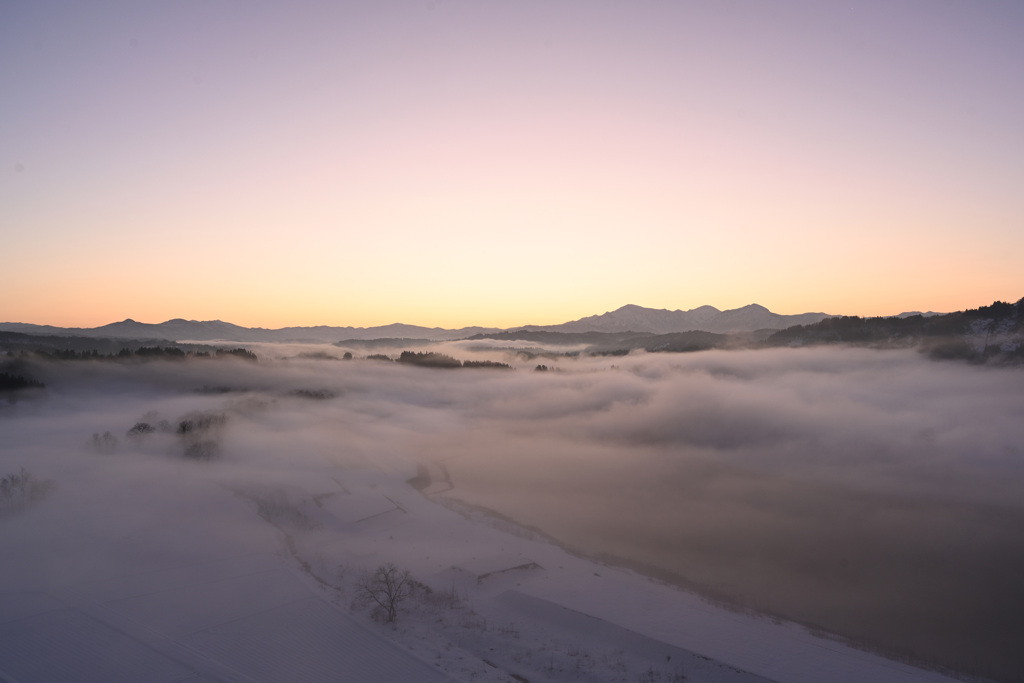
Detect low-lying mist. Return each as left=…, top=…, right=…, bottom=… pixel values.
left=2, top=345, right=1022, bottom=680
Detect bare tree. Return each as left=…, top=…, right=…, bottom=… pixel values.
left=358, top=563, right=413, bottom=623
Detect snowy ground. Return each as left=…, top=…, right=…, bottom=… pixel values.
left=2, top=349, right=1014, bottom=682
left=0, top=450, right=970, bottom=683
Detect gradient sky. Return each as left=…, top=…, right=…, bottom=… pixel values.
left=3, top=1, right=1022, bottom=329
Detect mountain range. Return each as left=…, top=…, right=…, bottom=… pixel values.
left=0, top=304, right=834, bottom=343
left=518, top=303, right=831, bottom=335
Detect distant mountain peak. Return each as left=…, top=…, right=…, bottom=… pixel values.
left=0, top=303, right=835, bottom=343
left=526, top=303, right=833, bottom=335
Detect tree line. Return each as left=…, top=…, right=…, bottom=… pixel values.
left=3, top=346, right=259, bottom=362
left=362, top=350, right=511, bottom=369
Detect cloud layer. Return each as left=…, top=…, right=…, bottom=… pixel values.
left=2, top=346, right=1022, bottom=679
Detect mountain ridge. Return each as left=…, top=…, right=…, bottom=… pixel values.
left=521, top=303, right=832, bottom=335
left=0, top=303, right=836, bottom=343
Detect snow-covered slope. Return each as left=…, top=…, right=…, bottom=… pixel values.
left=0, top=353, right=984, bottom=683
left=0, top=451, right=964, bottom=683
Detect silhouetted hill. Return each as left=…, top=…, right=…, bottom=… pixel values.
left=0, top=303, right=828, bottom=343
left=462, top=330, right=642, bottom=346
left=334, top=338, right=435, bottom=350
left=764, top=298, right=1024, bottom=364
left=614, top=330, right=727, bottom=354
left=0, top=330, right=222, bottom=357
left=0, top=320, right=502, bottom=344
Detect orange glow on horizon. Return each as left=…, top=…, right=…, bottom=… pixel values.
left=3, top=3, right=1022, bottom=331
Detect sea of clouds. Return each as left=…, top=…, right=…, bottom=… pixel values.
left=2, top=344, right=1022, bottom=678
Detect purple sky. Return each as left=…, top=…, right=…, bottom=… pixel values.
left=3, top=1, right=1022, bottom=327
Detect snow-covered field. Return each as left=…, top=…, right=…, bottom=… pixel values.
left=2, top=346, right=1020, bottom=682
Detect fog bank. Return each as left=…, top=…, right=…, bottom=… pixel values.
left=2, top=346, right=1022, bottom=680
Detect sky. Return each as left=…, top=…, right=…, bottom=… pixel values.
left=2, top=0, right=1022, bottom=329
